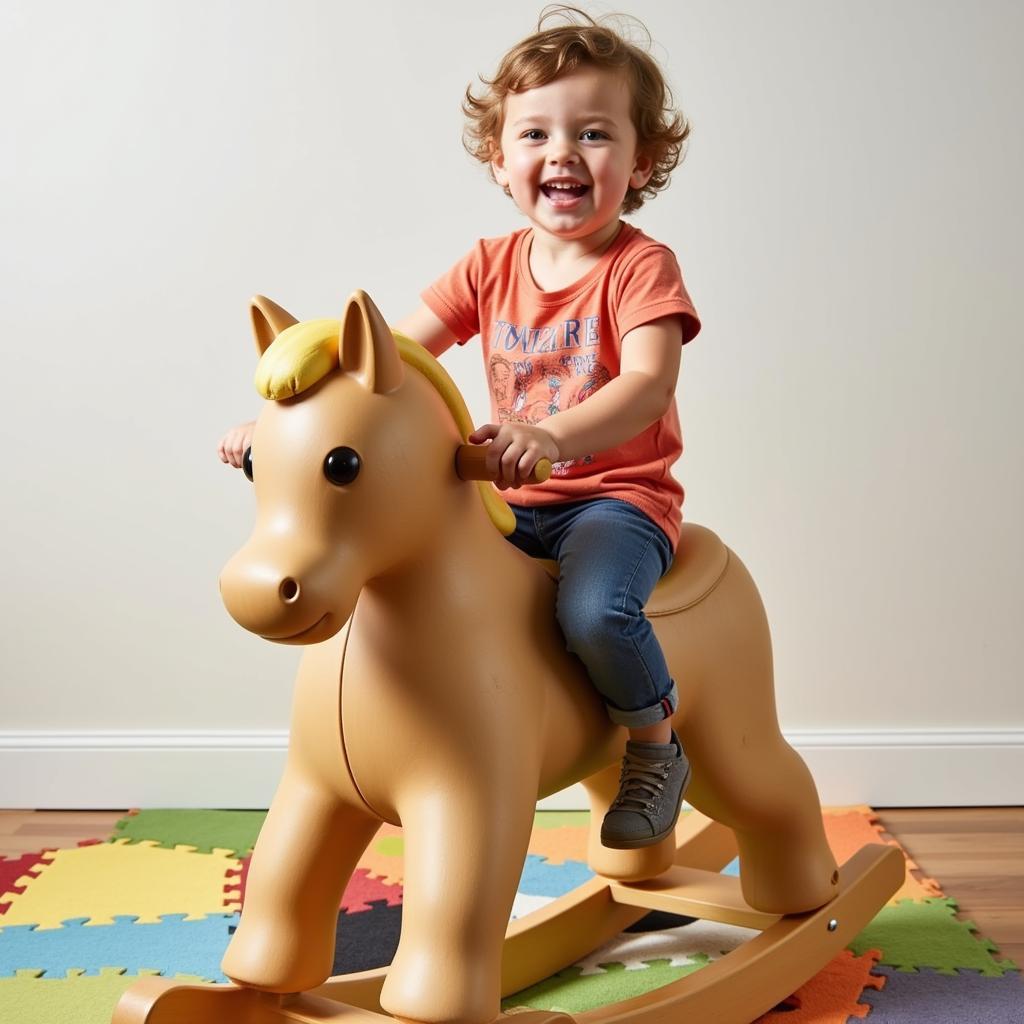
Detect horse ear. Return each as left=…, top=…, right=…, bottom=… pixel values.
left=250, top=295, right=299, bottom=355
left=339, top=290, right=404, bottom=394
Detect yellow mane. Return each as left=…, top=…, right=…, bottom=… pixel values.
left=254, top=319, right=514, bottom=535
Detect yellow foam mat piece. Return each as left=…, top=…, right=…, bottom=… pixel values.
left=1, top=839, right=241, bottom=929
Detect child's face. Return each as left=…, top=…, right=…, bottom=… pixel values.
left=491, top=65, right=653, bottom=244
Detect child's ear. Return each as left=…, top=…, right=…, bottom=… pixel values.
left=490, top=140, right=509, bottom=187
left=629, top=151, right=655, bottom=190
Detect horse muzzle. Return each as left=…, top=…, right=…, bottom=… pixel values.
left=219, top=542, right=353, bottom=645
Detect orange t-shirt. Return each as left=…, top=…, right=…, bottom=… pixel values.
left=422, top=221, right=701, bottom=551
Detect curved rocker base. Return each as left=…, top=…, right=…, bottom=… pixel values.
left=111, top=813, right=904, bottom=1024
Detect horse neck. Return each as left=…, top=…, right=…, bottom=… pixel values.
left=360, top=483, right=532, bottom=623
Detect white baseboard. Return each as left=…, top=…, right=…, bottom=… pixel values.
left=542, top=728, right=1024, bottom=809
left=1, top=728, right=1021, bottom=809
left=0, top=731, right=288, bottom=810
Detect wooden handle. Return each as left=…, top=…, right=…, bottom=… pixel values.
left=455, top=445, right=553, bottom=484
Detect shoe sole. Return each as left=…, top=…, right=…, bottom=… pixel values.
left=599, top=766, right=692, bottom=850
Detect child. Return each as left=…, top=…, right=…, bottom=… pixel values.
left=399, top=6, right=701, bottom=850
left=219, top=6, right=701, bottom=850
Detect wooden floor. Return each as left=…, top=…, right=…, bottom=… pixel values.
left=875, top=807, right=1024, bottom=968
left=1, top=807, right=1021, bottom=969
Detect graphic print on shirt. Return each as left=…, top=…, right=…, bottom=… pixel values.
left=488, top=315, right=612, bottom=476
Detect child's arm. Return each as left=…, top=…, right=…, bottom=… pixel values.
left=393, top=304, right=459, bottom=358
left=470, top=315, right=683, bottom=489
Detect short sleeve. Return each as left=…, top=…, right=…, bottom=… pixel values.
left=421, top=241, right=483, bottom=345
left=615, top=245, right=701, bottom=344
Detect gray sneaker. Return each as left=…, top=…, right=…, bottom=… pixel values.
left=600, top=732, right=691, bottom=849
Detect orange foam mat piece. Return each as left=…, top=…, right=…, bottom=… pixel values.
left=822, top=810, right=943, bottom=903
left=754, top=948, right=885, bottom=1022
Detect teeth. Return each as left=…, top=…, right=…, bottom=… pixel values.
left=546, top=182, right=584, bottom=189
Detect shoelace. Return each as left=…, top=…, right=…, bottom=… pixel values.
left=610, top=754, right=673, bottom=813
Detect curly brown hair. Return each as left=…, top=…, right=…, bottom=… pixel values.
left=462, top=5, right=691, bottom=215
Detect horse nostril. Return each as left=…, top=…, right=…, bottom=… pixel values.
left=279, top=578, right=300, bottom=603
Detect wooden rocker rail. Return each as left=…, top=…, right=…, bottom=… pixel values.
left=112, top=813, right=904, bottom=1024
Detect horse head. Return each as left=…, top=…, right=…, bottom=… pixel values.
left=219, top=290, right=471, bottom=644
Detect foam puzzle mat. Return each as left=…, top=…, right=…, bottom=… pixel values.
left=0, top=808, right=1019, bottom=1023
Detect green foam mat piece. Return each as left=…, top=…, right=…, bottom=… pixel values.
left=848, top=898, right=1017, bottom=976
left=111, top=810, right=268, bottom=857
left=372, top=835, right=404, bottom=857
left=0, top=969, right=209, bottom=1024
left=502, top=956, right=709, bottom=1013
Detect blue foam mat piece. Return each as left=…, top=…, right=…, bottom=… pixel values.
left=0, top=914, right=237, bottom=983
left=515, top=850, right=739, bottom=899
left=517, top=856, right=595, bottom=897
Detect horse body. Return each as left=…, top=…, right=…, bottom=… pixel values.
left=342, top=492, right=622, bottom=818
left=216, top=292, right=839, bottom=1024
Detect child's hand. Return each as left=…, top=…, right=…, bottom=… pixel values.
left=218, top=420, right=256, bottom=469
left=468, top=423, right=559, bottom=490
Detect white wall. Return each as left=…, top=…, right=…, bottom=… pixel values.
left=2, top=0, right=1021, bottom=807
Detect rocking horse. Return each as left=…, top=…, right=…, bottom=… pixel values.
left=113, top=291, right=903, bottom=1024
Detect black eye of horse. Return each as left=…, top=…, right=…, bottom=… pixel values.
left=323, top=447, right=361, bottom=486
left=243, top=446, right=254, bottom=482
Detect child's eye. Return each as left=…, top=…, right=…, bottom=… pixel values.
left=581, top=129, right=609, bottom=142
left=521, top=129, right=546, bottom=141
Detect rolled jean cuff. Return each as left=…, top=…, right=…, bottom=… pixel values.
left=605, top=679, right=679, bottom=728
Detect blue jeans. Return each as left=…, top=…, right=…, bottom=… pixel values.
left=506, top=498, right=678, bottom=728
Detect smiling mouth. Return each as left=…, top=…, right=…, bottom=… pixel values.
left=261, top=613, right=329, bottom=642
left=541, top=182, right=590, bottom=203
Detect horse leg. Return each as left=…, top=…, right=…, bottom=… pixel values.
left=223, top=631, right=383, bottom=992
left=683, top=729, right=840, bottom=914
left=221, top=767, right=381, bottom=992
left=580, top=762, right=676, bottom=881
left=671, top=553, right=839, bottom=915
left=381, top=780, right=537, bottom=1024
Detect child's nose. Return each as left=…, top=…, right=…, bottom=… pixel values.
left=547, top=141, right=580, bottom=165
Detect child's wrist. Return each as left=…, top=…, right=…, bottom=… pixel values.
left=538, top=422, right=563, bottom=454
